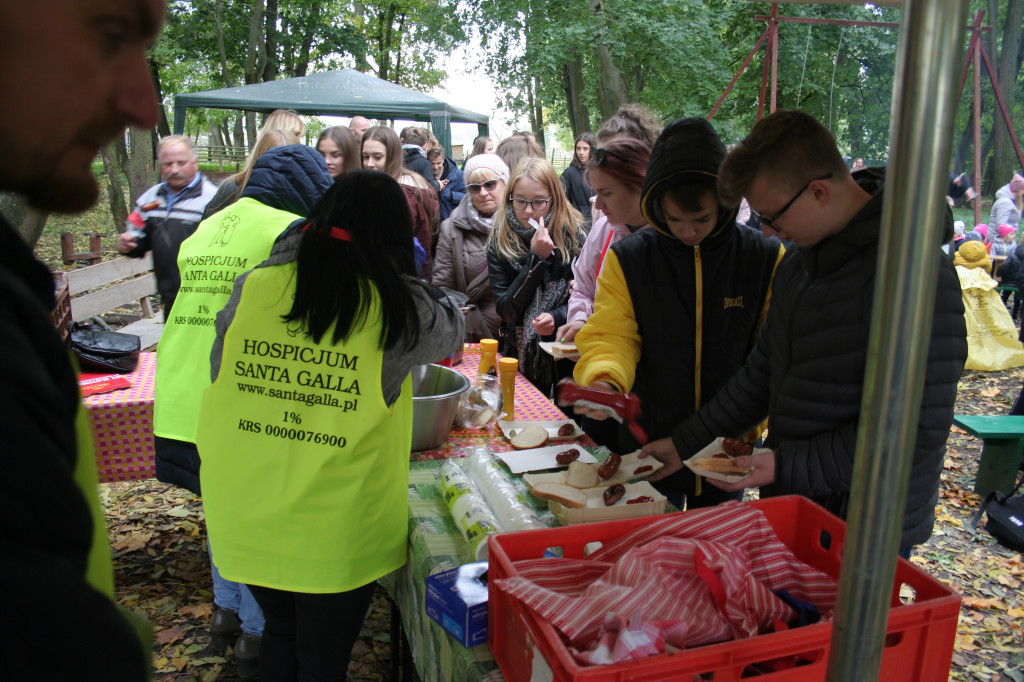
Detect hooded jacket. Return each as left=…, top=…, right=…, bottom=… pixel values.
left=991, top=183, right=1021, bottom=229
left=154, top=145, right=332, bottom=493
left=669, top=171, right=968, bottom=547
left=574, top=117, right=785, bottom=504
left=403, top=145, right=440, bottom=192
left=438, top=156, right=466, bottom=221
left=433, top=195, right=500, bottom=341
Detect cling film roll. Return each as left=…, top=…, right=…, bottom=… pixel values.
left=461, top=447, right=546, bottom=531
left=438, top=460, right=501, bottom=561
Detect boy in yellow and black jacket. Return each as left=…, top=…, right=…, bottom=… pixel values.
left=573, top=117, right=785, bottom=509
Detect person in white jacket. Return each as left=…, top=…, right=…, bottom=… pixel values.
left=990, top=174, right=1023, bottom=230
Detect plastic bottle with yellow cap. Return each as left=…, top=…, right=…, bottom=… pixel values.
left=498, top=357, right=518, bottom=420
left=477, top=339, right=499, bottom=378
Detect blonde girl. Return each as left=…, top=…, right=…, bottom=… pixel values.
left=486, top=157, right=585, bottom=395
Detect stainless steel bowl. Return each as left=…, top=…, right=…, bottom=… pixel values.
left=410, top=363, right=470, bottom=451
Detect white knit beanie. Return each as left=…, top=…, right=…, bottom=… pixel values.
left=464, top=153, right=510, bottom=182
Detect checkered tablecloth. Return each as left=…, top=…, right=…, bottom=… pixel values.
left=82, top=352, right=157, bottom=483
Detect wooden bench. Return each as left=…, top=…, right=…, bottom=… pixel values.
left=66, top=253, right=163, bottom=350
left=952, top=414, right=1024, bottom=497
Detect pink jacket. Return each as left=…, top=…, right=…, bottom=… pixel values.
left=566, top=215, right=648, bottom=325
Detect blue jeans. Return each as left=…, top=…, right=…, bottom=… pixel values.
left=209, top=543, right=265, bottom=636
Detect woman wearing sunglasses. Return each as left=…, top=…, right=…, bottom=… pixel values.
left=487, top=157, right=585, bottom=395
left=432, top=154, right=510, bottom=341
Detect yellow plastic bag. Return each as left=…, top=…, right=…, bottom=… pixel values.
left=957, top=265, right=1024, bottom=371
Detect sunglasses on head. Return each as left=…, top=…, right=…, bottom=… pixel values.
left=467, top=179, right=501, bottom=194
left=592, top=147, right=625, bottom=166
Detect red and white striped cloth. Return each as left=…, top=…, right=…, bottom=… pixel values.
left=495, top=502, right=838, bottom=664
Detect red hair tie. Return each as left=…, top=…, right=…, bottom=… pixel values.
left=300, top=222, right=352, bottom=241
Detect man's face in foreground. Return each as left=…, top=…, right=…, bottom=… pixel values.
left=0, top=0, right=164, bottom=212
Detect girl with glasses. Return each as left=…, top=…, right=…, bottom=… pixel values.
left=560, top=132, right=597, bottom=230
left=487, top=157, right=585, bottom=395
left=432, top=154, right=510, bottom=341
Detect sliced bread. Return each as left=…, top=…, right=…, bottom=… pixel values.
left=532, top=482, right=588, bottom=509
left=565, top=460, right=599, bottom=489
left=510, top=423, right=549, bottom=449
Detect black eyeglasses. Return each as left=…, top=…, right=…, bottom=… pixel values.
left=510, top=196, right=552, bottom=211
left=592, top=147, right=625, bottom=166
left=467, top=179, right=501, bottom=194
left=753, top=173, right=833, bottom=229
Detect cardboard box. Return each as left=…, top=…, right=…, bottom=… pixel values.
left=425, top=561, right=488, bottom=647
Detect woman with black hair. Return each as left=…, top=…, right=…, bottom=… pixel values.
left=196, top=170, right=464, bottom=681
left=560, top=132, right=596, bottom=230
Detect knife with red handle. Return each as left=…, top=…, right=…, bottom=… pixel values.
left=555, top=378, right=648, bottom=445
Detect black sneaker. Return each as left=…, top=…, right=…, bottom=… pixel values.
left=210, top=607, right=241, bottom=653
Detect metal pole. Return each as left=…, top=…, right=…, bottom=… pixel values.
left=826, top=0, right=968, bottom=680
left=769, top=4, right=779, bottom=114
left=972, top=12, right=983, bottom=226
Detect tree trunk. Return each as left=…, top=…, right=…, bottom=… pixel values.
left=214, top=0, right=235, bottom=87
left=149, top=57, right=172, bottom=137
left=245, top=0, right=266, bottom=84
left=0, top=193, right=49, bottom=248
left=352, top=2, right=369, bottom=70
left=244, top=0, right=266, bottom=144
left=262, top=0, right=279, bottom=82
left=563, top=52, right=590, bottom=140
left=589, top=0, right=627, bottom=120
left=989, top=0, right=1023, bottom=191
left=294, top=2, right=320, bottom=78
left=100, top=144, right=128, bottom=232
left=531, top=76, right=545, bottom=150
left=232, top=115, right=246, bottom=150
left=125, top=127, right=156, bottom=200
left=954, top=110, right=973, bottom=173
left=379, top=3, right=398, bottom=82
left=393, top=13, right=407, bottom=83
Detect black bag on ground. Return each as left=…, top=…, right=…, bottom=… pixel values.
left=68, top=322, right=140, bottom=373
left=971, top=472, right=1024, bottom=552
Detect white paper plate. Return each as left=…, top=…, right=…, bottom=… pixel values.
left=683, top=437, right=764, bottom=483
left=498, top=420, right=583, bottom=442
left=522, top=451, right=664, bottom=489
left=548, top=482, right=667, bottom=525
left=496, top=445, right=598, bottom=474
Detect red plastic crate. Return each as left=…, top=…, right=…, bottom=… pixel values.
left=488, top=496, right=961, bottom=682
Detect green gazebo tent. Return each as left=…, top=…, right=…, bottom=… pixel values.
left=172, top=69, right=489, bottom=156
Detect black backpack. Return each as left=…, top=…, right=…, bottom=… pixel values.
left=971, top=472, right=1024, bottom=552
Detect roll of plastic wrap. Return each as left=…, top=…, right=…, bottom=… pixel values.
left=462, top=447, right=547, bottom=531
left=438, top=460, right=501, bottom=561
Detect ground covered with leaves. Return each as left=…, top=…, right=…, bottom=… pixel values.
left=97, top=367, right=1024, bottom=682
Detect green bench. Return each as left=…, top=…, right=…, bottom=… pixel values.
left=952, top=415, right=1024, bottom=497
